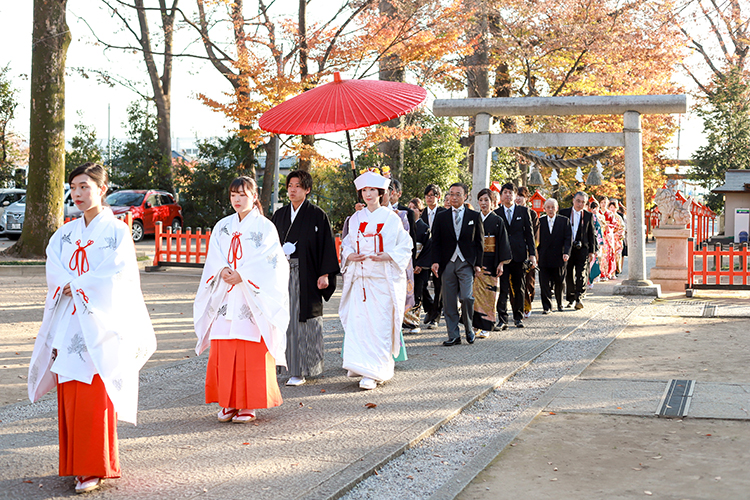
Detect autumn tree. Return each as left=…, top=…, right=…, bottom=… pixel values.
left=677, top=0, right=750, bottom=205
left=82, top=0, right=180, bottom=192
left=192, top=0, right=468, bottom=211
left=472, top=0, right=685, bottom=204
left=6, top=0, right=71, bottom=258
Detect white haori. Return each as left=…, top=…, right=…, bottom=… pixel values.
left=193, top=209, right=290, bottom=367
left=28, top=208, right=157, bottom=425
left=339, top=207, right=412, bottom=381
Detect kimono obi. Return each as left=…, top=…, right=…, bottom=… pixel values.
left=483, top=235, right=496, bottom=253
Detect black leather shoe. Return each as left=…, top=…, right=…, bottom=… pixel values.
left=443, top=338, right=462, bottom=346
left=515, top=320, right=525, bottom=328
left=466, top=335, right=475, bottom=344
left=557, top=305, right=564, bottom=312
left=566, top=301, right=574, bottom=308
left=543, top=309, right=551, bottom=315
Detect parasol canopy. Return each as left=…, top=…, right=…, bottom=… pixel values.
left=259, top=72, right=427, bottom=135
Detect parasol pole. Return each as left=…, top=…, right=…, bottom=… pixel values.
left=346, top=130, right=356, bottom=179
left=346, top=130, right=362, bottom=202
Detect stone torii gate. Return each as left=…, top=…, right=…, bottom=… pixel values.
left=433, top=95, right=687, bottom=297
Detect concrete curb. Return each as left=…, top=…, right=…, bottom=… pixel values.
left=426, top=301, right=651, bottom=500
left=301, top=303, right=624, bottom=500
left=0, top=264, right=46, bottom=276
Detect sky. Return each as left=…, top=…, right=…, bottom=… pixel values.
left=0, top=1, right=707, bottom=162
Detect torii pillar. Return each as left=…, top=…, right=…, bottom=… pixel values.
left=433, top=95, right=688, bottom=297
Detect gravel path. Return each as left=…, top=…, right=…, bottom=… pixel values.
left=342, top=297, right=647, bottom=500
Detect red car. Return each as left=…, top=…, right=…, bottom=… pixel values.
left=106, top=189, right=182, bottom=242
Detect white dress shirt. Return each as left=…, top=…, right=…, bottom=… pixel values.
left=547, top=215, right=556, bottom=233
left=450, top=206, right=465, bottom=262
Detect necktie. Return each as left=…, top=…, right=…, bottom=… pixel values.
left=429, top=209, right=434, bottom=229
left=453, top=209, right=461, bottom=234
left=506, top=207, right=512, bottom=222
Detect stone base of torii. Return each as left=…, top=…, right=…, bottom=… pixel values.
left=432, top=95, right=688, bottom=297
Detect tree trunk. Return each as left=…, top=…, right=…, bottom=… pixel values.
left=297, top=0, right=315, bottom=172
left=7, top=0, right=70, bottom=258
left=378, top=0, right=405, bottom=178
left=464, top=11, right=489, bottom=174
left=260, top=135, right=279, bottom=216
left=135, top=0, right=175, bottom=192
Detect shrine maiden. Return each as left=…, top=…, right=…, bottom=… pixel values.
left=194, top=176, right=289, bottom=423
left=27, top=163, right=156, bottom=494
left=339, top=170, right=412, bottom=390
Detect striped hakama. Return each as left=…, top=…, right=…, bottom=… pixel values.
left=281, top=259, right=324, bottom=378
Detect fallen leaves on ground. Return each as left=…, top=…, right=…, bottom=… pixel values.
left=365, top=403, right=377, bottom=409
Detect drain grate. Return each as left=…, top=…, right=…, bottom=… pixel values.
left=702, top=304, right=718, bottom=317
left=656, top=379, right=695, bottom=417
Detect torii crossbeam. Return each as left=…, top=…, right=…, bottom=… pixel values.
left=433, top=95, right=688, bottom=297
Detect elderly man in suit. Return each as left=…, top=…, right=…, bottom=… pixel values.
left=430, top=183, right=484, bottom=346
left=420, top=184, right=448, bottom=329
left=495, top=182, right=537, bottom=328
left=537, top=198, right=572, bottom=314
left=559, top=191, right=597, bottom=310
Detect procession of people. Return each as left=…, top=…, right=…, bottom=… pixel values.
left=26, top=162, right=626, bottom=493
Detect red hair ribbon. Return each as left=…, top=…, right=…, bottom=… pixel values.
left=69, top=240, right=94, bottom=276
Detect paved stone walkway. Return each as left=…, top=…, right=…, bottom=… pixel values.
left=0, top=271, right=631, bottom=499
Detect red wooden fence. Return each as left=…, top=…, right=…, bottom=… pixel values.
left=151, top=221, right=211, bottom=269
left=686, top=237, right=750, bottom=295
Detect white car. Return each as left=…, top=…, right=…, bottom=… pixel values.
left=0, top=188, right=26, bottom=235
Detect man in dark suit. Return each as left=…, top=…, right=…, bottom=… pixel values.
left=558, top=191, right=597, bottom=310
left=420, top=184, right=447, bottom=329
left=430, top=183, right=484, bottom=346
left=495, top=182, right=536, bottom=328
left=537, top=198, right=572, bottom=313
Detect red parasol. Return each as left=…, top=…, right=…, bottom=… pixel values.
left=259, top=72, right=427, bottom=177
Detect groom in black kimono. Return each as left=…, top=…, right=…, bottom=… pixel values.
left=271, top=170, right=340, bottom=386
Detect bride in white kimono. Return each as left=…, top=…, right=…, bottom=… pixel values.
left=27, top=163, right=156, bottom=494
left=194, top=176, right=289, bottom=423
left=339, top=170, right=413, bottom=390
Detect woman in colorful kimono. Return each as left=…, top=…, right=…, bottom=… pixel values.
left=28, top=163, right=157, bottom=494
left=587, top=200, right=605, bottom=287
left=339, top=170, right=413, bottom=390
left=473, top=188, right=511, bottom=338
left=194, top=176, right=290, bottom=423
left=608, top=201, right=626, bottom=275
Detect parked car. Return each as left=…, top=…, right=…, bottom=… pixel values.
left=63, top=189, right=83, bottom=220
left=0, top=188, right=25, bottom=235
left=106, top=189, right=182, bottom=242
left=0, top=195, right=25, bottom=239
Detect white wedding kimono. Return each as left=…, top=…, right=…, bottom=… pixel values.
left=193, top=209, right=290, bottom=365
left=28, top=208, right=156, bottom=425
left=339, top=206, right=413, bottom=382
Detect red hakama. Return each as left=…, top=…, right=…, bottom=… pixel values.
left=57, top=374, right=121, bottom=478
left=205, top=338, right=283, bottom=410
